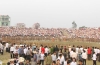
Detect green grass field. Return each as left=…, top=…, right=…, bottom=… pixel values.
left=0, top=40, right=100, bottom=65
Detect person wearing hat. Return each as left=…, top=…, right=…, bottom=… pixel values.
left=17, top=57, right=25, bottom=65
left=7, top=59, right=16, bottom=65
left=32, top=44, right=36, bottom=51
left=25, top=59, right=31, bottom=65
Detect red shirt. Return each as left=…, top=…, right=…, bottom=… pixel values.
left=41, top=47, right=45, bottom=54
left=88, top=48, right=91, bottom=54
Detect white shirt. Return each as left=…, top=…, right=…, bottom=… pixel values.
left=84, top=49, right=87, bottom=54
left=70, top=62, right=77, bottom=65
left=71, top=52, right=77, bottom=59
left=70, top=51, right=73, bottom=57
left=0, top=43, right=2, bottom=49
left=94, top=49, right=98, bottom=54
left=45, top=48, right=49, bottom=54
left=40, top=53, right=45, bottom=60
left=92, top=54, right=97, bottom=60
left=82, top=52, right=87, bottom=59
left=80, top=48, right=83, bottom=53
left=0, top=44, right=3, bottom=49
left=51, top=54, right=57, bottom=61
left=64, top=61, right=67, bottom=65
left=24, top=48, right=28, bottom=55
left=58, top=56, right=65, bottom=64
left=76, top=48, right=79, bottom=54
left=10, top=46, right=14, bottom=52
left=69, top=48, right=71, bottom=52
left=5, top=43, right=9, bottom=48
left=13, top=49, right=18, bottom=54
left=97, top=49, right=100, bottom=53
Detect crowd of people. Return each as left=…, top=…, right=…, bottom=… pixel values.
left=0, top=42, right=100, bottom=65
left=0, top=27, right=100, bottom=40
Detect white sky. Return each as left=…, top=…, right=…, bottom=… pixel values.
left=0, top=0, right=100, bottom=28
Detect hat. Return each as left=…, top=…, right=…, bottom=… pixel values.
left=33, top=44, right=35, bottom=45
left=15, top=45, right=18, bottom=47
left=68, top=46, right=71, bottom=48
left=33, top=51, right=37, bottom=53
left=20, top=45, right=23, bottom=47
left=18, top=57, right=24, bottom=62
left=9, top=59, right=14, bottom=62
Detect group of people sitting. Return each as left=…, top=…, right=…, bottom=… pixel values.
left=0, top=42, right=99, bottom=65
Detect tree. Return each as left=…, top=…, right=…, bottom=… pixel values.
left=79, top=26, right=87, bottom=29
left=72, top=21, right=77, bottom=29
left=33, top=23, right=40, bottom=29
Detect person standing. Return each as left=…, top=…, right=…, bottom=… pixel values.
left=92, top=52, right=97, bottom=65
left=13, top=45, right=19, bottom=58
left=40, top=52, right=45, bottom=65
left=87, top=47, right=92, bottom=60
left=10, top=44, right=14, bottom=58
left=51, top=52, right=57, bottom=62
left=45, top=46, right=49, bottom=57
left=70, top=58, right=77, bottom=65
left=5, top=42, right=9, bottom=52
left=33, top=51, right=37, bottom=65
left=26, top=48, right=31, bottom=62
left=0, top=43, right=4, bottom=55
left=82, top=50, right=87, bottom=65
left=45, top=53, right=52, bottom=65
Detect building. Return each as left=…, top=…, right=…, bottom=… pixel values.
left=0, top=15, right=10, bottom=26
left=16, top=23, right=26, bottom=28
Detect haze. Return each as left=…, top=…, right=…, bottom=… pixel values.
left=0, top=0, right=100, bottom=28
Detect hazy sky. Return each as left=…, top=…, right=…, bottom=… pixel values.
left=0, top=0, right=100, bottom=28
